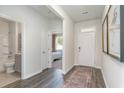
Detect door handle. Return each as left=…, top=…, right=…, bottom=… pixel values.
left=42, top=51, right=45, bottom=54
left=78, top=47, right=81, bottom=52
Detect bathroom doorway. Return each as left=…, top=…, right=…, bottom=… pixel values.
left=0, top=17, right=22, bottom=87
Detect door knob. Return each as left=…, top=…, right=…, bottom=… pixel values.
left=42, top=51, right=45, bottom=54
left=78, top=47, right=81, bottom=52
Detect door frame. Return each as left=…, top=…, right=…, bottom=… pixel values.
left=0, top=14, right=25, bottom=79
left=46, top=6, right=65, bottom=73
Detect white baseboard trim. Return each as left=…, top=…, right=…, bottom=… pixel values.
left=22, top=70, right=42, bottom=80
left=74, top=64, right=102, bottom=69
left=101, top=68, right=109, bottom=88
left=94, top=66, right=102, bottom=69
left=74, top=64, right=79, bottom=66
left=63, top=64, right=74, bottom=75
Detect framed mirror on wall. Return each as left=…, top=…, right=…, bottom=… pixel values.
left=102, top=5, right=124, bottom=62
left=102, top=15, right=108, bottom=53
left=108, top=5, right=120, bottom=59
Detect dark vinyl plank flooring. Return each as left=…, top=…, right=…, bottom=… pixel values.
left=3, top=66, right=106, bottom=88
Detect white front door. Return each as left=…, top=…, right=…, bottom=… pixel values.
left=78, top=31, right=95, bottom=67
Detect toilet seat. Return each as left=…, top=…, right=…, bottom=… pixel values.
left=4, top=62, right=15, bottom=66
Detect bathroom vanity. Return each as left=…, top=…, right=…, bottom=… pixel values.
left=15, top=53, right=21, bottom=73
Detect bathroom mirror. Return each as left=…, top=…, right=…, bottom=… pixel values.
left=15, top=22, right=22, bottom=54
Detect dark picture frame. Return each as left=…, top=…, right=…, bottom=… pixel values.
left=107, top=5, right=120, bottom=60
left=102, top=15, right=108, bottom=53
left=102, top=5, right=124, bottom=62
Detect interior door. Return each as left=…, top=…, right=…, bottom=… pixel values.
left=47, top=33, right=52, bottom=68
left=78, top=31, right=95, bottom=67
left=41, top=31, right=48, bottom=70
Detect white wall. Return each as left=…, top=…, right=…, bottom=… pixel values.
left=102, top=6, right=124, bottom=87
left=0, top=6, right=48, bottom=79
left=74, top=19, right=102, bottom=68
left=48, top=19, right=62, bottom=33
left=48, top=6, right=74, bottom=74
left=0, top=21, right=9, bottom=72
left=102, top=54, right=124, bottom=87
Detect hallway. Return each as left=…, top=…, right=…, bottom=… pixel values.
left=4, top=66, right=105, bottom=88
left=0, top=5, right=123, bottom=88
left=52, top=59, right=62, bottom=69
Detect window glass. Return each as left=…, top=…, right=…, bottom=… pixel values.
left=55, top=35, right=63, bottom=51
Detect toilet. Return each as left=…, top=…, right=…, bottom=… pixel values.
left=4, top=61, right=15, bottom=73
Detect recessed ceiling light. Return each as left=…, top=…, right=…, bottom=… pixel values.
left=81, top=11, right=88, bottom=14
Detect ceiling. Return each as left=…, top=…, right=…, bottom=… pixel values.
left=61, top=5, right=105, bottom=22
left=0, top=17, right=13, bottom=23
left=30, top=5, right=60, bottom=19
